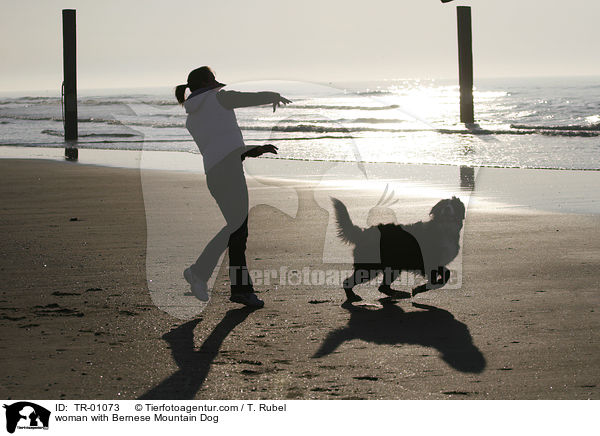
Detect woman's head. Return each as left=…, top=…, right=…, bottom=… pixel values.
left=175, top=66, right=218, bottom=105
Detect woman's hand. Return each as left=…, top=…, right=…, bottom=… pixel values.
left=259, top=144, right=278, bottom=155
left=273, top=94, right=292, bottom=112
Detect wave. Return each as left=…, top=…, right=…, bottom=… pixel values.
left=2, top=142, right=598, bottom=171
left=535, top=130, right=599, bottom=137
left=78, top=99, right=177, bottom=106
left=1, top=115, right=64, bottom=122
left=3, top=113, right=408, bottom=127
left=34, top=123, right=599, bottom=138
left=1, top=115, right=118, bottom=123
left=0, top=97, right=177, bottom=107
left=354, top=90, right=393, bottom=96
left=292, top=104, right=400, bottom=111
left=248, top=124, right=433, bottom=134
left=1, top=135, right=356, bottom=148
left=261, top=117, right=407, bottom=125
left=438, top=127, right=598, bottom=137
left=1, top=114, right=186, bottom=128
left=41, top=129, right=139, bottom=138
left=0, top=97, right=61, bottom=105
left=7, top=113, right=599, bottom=138
left=248, top=124, right=599, bottom=137
left=511, top=123, right=600, bottom=131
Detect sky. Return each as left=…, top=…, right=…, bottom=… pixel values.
left=1, top=0, right=599, bottom=92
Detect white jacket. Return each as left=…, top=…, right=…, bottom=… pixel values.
left=184, top=87, right=245, bottom=173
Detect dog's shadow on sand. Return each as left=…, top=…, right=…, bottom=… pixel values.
left=313, top=299, right=486, bottom=373
left=138, top=307, right=257, bottom=400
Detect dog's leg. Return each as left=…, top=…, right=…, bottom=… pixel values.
left=342, top=267, right=372, bottom=303
left=443, top=266, right=451, bottom=284
left=412, top=266, right=451, bottom=296
left=428, top=266, right=450, bottom=289
left=378, top=268, right=410, bottom=299
left=412, top=266, right=450, bottom=297
left=411, top=283, right=428, bottom=297
left=429, top=266, right=451, bottom=289
left=343, top=288, right=362, bottom=302
left=380, top=267, right=400, bottom=291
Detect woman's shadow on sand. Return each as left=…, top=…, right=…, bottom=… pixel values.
left=138, top=306, right=257, bottom=400
left=313, top=299, right=486, bottom=373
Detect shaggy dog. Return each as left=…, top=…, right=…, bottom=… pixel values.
left=332, top=197, right=465, bottom=302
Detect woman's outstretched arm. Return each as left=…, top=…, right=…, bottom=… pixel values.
left=217, top=91, right=291, bottom=112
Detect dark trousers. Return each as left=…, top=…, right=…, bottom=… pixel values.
left=227, top=217, right=253, bottom=292
left=191, top=152, right=253, bottom=293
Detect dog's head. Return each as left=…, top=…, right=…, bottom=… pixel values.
left=429, top=196, right=466, bottom=230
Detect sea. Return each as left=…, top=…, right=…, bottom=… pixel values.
left=1, top=76, right=599, bottom=170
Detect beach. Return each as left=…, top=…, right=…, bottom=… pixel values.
left=1, top=155, right=598, bottom=400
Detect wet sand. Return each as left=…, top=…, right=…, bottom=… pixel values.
left=0, top=157, right=598, bottom=400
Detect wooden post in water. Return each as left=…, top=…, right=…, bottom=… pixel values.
left=457, top=6, right=474, bottom=124
left=62, top=9, right=78, bottom=160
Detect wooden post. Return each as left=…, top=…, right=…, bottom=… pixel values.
left=457, top=6, right=474, bottom=124
left=460, top=165, right=475, bottom=190
left=62, top=9, right=78, bottom=160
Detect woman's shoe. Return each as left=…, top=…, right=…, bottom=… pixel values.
left=229, top=293, right=264, bottom=308
left=183, top=267, right=209, bottom=301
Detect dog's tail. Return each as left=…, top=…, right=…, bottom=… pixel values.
left=331, top=197, right=363, bottom=245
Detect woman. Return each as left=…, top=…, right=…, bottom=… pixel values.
left=176, top=66, right=291, bottom=308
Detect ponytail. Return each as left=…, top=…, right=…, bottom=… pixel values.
left=175, top=84, right=188, bottom=105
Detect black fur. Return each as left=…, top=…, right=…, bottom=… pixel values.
left=332, top=197, right=465, bottom=302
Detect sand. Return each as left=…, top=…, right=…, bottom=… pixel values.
left=0, top=156, right=598, bottom=400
